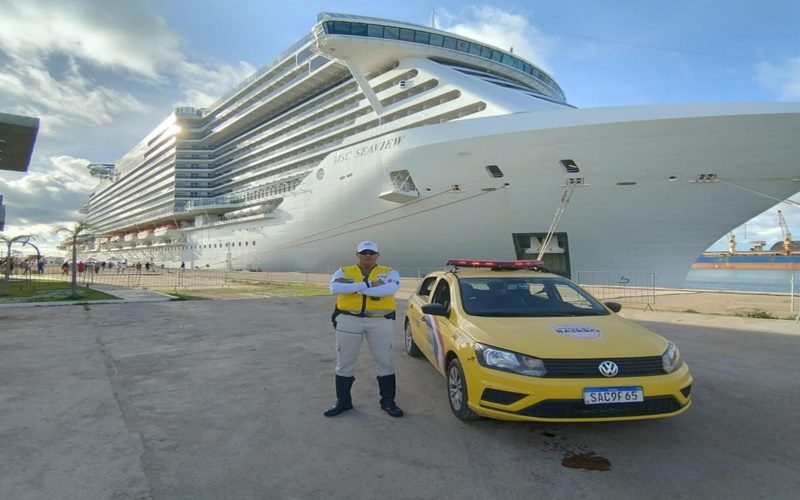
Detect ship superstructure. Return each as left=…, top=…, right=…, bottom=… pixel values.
left=72, top=12, right=800, bottom=288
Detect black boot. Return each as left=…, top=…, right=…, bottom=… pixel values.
left=324, top=375, right=355, bottom=417
left=377, top=374, right=404, bottom=418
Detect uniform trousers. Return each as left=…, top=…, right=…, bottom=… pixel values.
left=334, top=314, right=394, bottom=377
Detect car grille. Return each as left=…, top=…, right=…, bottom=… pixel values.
left=542, top=356, right=665, bottom=378
left=518, top=396, right=683, bottom=419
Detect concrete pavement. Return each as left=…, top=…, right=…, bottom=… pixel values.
left=1, top=296, right=799, bottom=499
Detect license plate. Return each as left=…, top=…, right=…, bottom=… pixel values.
left=583, top=386, right=644, bottom=405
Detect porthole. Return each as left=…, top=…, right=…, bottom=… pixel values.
left=316, top=168, right=326, bottom=180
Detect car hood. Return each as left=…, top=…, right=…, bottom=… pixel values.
left=460, top=314, right=668, bottom=358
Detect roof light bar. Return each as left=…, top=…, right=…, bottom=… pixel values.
left=446, top=259, right=545, bottom=269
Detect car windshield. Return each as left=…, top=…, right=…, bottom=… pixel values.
left=458, top=276, right=610, bottom=317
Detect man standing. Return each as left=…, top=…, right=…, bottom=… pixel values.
left=325, top=240, right=403, bottom=418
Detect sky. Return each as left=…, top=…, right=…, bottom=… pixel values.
left=1, top=0, right=799, bottom=257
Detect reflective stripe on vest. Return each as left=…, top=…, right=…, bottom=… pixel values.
left=335, top=264, right=397, bottom=313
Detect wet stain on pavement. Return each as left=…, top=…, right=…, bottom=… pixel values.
left=537, top=429, right=612, bottom=471
left=561, top=451, right=612, bottom=471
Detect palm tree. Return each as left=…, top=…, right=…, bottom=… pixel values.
left=1, top=234, right=33, bottom=296
left=56, top=221, right=92, bottom=296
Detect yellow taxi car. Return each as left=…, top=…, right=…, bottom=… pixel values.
left=404, top=260, right=692, bottom=422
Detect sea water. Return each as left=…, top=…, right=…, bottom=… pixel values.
left=684, top=268, right=800, bottom=293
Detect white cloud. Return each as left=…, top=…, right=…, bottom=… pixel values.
left=1, top=155, right=96, bottom=255
left=756, top=56, right=800, bottom=100
left=0, top=0, right=182, bottom=79
left=1, top=155, right=92, bottom=212
left=176, top=60, right=257, bottom=108
left=0, top=55, right=147, bottom=132
left=0, top=0, right=256, bottom=132
left=436, top=5, right=553, bottom=71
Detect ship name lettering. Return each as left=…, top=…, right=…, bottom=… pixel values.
left=333, top=136, right=405, bottom=163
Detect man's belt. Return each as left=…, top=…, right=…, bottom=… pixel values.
left=338, top=309, right=396, bottom=320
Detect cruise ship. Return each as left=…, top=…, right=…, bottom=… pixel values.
left=72, top=12, right=800, bottom=288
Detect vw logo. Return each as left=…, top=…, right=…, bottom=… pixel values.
left=599, top=361, right=619, bottom=377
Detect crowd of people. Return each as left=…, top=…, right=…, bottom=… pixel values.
left=1, top=256, right=45, bottom=275
left=55, top=260, right=164, bottom=275
left=0, top=257, right=173, bottom=277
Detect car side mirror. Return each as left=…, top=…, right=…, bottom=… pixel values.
left=604, top=301, right=622, bottom=313
left=422, top=303, right=449, bottom=316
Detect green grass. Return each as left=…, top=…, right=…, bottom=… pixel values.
left=169, top=281, right=329, bottom=299
left=254, top=282, right=329, bottom=296
left=0, top=280, right=119, bottom=303
left=732, top=308, right=777, bottom=319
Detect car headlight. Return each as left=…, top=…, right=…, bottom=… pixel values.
left=662, top=342, right=682, bottom=373
left=475, top=344, right=547, bottom=377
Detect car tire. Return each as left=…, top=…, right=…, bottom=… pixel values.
left=447, top=358, right=481, bottom=421
left=404, top=319, right=422, bottom=357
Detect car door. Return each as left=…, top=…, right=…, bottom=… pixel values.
left=406, top=275, right=437, bottom=350
left=419, top=277, right=458, bottom=375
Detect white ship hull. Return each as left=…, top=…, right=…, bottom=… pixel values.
left=85, top=102, right=800, bottom=288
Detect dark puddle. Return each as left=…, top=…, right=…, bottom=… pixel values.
left=561, top=451, right=612, bottom=471
left=538, top=429, right=612, bottom=471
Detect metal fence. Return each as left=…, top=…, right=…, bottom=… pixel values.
left=576, top=271, right=656, bottom=308
left=1, top=264, right=443, bottom=294
left=6, top=265, right=657, bottom=308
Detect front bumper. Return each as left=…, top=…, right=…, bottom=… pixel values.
left=467, top=361, right=693, bottom=422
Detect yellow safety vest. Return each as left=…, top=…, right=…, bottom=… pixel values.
left=336, top=264, right=397, bottom=314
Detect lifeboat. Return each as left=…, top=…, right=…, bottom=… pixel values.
left=109, top=234, right=125, bottom=248
left=137, top=229, right=154, bottom=242
left=123, top=232, right=138, bottom=247
left=153, top=223, right=179, bottom=241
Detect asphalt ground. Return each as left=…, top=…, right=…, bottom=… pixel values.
left=1, top=297, right=799, bottom=499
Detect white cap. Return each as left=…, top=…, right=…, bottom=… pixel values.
left=356, top=240, right=379, bottom=253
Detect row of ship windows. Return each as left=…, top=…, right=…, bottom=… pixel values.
left=173, top=68, right=411, bottom=180
left=187, top=79, right=453, bottom=192
left=183, top=71, right=411, bottom=175
left=177, top=88, right=456, bottom=196
left=187, top=241, right=258, bottom=250
left=189, top=77, right=358, bottom=162
left=173, top=89, right=362, bottom=175
left=218, top=99, right=484, bottom=193
left=322, top=20, right=562, bottom=98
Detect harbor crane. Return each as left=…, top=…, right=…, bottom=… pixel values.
left=778, top=210, right=793, bottom=254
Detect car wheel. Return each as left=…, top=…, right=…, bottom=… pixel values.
left=447, top=358, right=480, bottom=421
left=404, top=319, right=422, bottom=357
